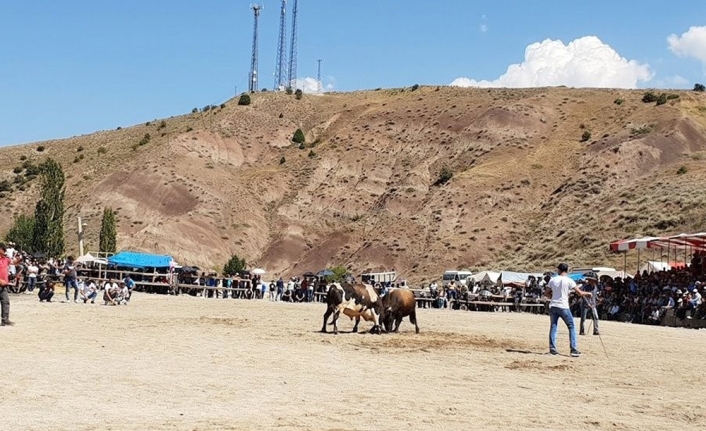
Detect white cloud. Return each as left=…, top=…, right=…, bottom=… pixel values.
left=291, top=77, right=333, bottom=94
left=653, top=74, right=690, bottom=89
left=479, top=14, right=488, bottom=33
left=451, top=36, right=653, bottom=89
left=668, top=26, right=706, bottom=63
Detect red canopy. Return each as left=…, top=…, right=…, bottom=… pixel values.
left=609, top=233, right=706, bottom=252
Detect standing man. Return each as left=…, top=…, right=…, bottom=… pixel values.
left=546, top=263, right=593, bottom=357
left=579, top=272, right=600, bottom=336
left=0, top=243, right=24, bottom=326
left=63, top=257, right=79, bottom=303
left=26, top=259, right=39, bottom=294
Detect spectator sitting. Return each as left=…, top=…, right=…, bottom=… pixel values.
left=38, top=281, right=55, bottom=302
left=607, top=304, right=620, bottom=320
left=123, top=275, right=136, bottom=301
left=104, top=279, right=121, bottom=305
left=281, top=289, right=292, bottom=302
left=80, top=278, right=98, bottom=304
left=294, top=289, right=306, bottom=303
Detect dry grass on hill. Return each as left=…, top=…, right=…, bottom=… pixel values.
left=1, top=87, right=706, bottom=280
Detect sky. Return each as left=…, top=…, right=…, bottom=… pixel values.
left=2, top=0, right=706, bottom=146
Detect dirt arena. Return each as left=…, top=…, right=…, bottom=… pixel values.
left=1, top=293, right=704, bottom=431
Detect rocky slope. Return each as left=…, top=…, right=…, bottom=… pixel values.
left=1, top=87, right=705, bottom=282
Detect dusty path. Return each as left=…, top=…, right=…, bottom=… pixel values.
left=1, top=294, right=704, bottom=431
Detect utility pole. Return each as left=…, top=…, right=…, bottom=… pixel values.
left=317, top=59, right=323, bottom=93
left=77, top=216, right=86, bottom=257
left=249, top=4, right=262, bottom=93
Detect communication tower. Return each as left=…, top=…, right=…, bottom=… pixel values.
left=274, top=0, right=288, bottom=90
left=317, top=59, right=322, bottom=93
left=287, top=0, right=299, bottom=90
left=249, top=4, right=263, bottom=93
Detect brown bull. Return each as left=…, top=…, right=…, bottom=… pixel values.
left=321, top=282, right=382, bottom=334
left=381, top=288, right=420, bottom=333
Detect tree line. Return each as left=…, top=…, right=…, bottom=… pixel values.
left=4, top=158, right=117, bottom=257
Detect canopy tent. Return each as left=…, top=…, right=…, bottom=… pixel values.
left=610, top=233, right=706, bottom=252
left=596, top=270, right=629, bottom=279
left=107, top=251, right=174, bottom=269
left=317, top=269, right=334, bottom=277
left=75, top=253, right=97, bottom=264
left=498, top=271, right=544, bottom=286
left=472, top=271, right=501, bottom=285
left=639, top=261, right=688, bottom=274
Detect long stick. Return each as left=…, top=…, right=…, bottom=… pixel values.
left=592, top=308, right=609, bottom=358
left=585, top=298, right=609, bottom=358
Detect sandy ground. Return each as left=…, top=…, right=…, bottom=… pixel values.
left=1, top=293, right=705, bottom=431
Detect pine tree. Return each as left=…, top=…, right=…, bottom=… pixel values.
left=99, top=207, right=117, bottom=253
left=32, top=159, right=65, bottom=257
left=4, top=214, right=35, bottom=252
left=223, top=254, right=246, bottom=276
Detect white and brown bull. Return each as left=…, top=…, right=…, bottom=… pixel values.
left=381, top=288, right=420, bottom=333
left=321, top=282, right=383, bottom=334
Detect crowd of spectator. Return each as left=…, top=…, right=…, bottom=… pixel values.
left=6, top=241, right=706, bottom=327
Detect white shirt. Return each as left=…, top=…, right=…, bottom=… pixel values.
left=5, top=247, right=16, bottom=259
left=81, top=282, right=97, bottom=297
left=548, top=275, right=577, bottom=309
left=27, top=265, right=38, bottom=278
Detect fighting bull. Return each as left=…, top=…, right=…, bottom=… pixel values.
left=321, top=282, right=383, bottom=334
left=381, top=288, right=420, bottom=333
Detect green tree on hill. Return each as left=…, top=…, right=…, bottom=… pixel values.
left=238, top=94, right=251, bottom=106
left=99, top=207, right=117, bottom=253
left=4, top=214, right=35, bottom=252
left=223, top=254, right=247, bottom=276
left=32, top=159, right=65, bottom=257
left=292, top=129, right=306, bottom=144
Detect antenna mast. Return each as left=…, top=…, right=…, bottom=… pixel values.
left=287, top=0, right=299, bottom=91
left=317, top=59, right=322, bottom=93
left=249, top=4, right=262, bottom=93
left=274, top=0, right=288, bottom=91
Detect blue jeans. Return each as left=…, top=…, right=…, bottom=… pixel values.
left=549, top=307, right=577, bottom=352
left=65, top=278, right=78, bottom=301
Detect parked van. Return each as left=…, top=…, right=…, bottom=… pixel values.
left=442, top=270, right=473, bottom=287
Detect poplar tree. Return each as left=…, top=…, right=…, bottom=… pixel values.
left=32, top=159, right=65, bottom=257
left=99, top=207, right=117, bottom=253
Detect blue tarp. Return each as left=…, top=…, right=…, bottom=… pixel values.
left=108, top=251, right=174, bottom=269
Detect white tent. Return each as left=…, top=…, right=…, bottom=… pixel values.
left=640, top=261, right=669, bottom=274
left=75, top=253, right=96, bottom=264
left=473, top=271, right=501, bottom=285
left=596, top=270, right=629, bottom=279
left=499, top=271, right=543, bottom=286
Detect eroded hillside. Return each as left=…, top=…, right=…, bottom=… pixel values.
left=1, top=87, right=705, bottom=281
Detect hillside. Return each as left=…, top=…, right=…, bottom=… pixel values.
left=1, top=87, right=706, bottom=282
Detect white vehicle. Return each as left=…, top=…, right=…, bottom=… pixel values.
left=442, top=270, right=473, bottom=287
left=361, top=271, right=397, bottom=285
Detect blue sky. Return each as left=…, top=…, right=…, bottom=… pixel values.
left=1, top=0, right=705, bottom=146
